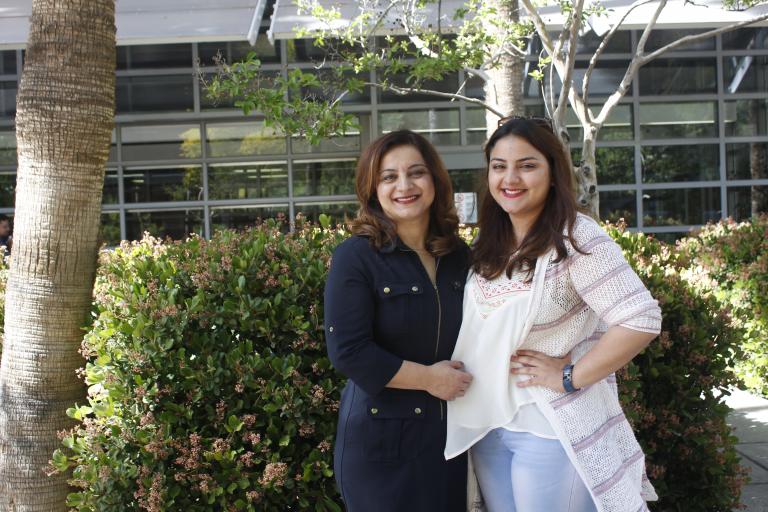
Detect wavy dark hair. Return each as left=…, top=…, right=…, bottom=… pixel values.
left=349, top=130, right=462, bottom=256
left=472, top=118, right=582, bottom=280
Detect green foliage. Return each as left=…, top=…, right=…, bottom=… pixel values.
left=604, top=224, right=747, bottom=511
left=55, top=219, right=347, bottom=511
left=677, top=215, right=768, bottom=396
left=50, top=219, right=749, bottom=510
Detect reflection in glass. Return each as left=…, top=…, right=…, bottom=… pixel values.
left=210, top=205, right=290, bottom=232
left=0, top=51, right=17, bottom=75
left=117, top=44, right=192, bottom=69
left=379, top=109, right=460, bottom=145
left=126, top=209, right=203, bottom=240
left=295, top=201, right=358, bottom=226
left=565, top=104, right=633, bottom=142
left=535, top=60, right=629, bottom=98
left=108, top=129, right=117, bottom=163
left=642, top=145, right=718, bottom=183
left=449, top=168, right=482, bottom=194
left=595, top=147, right=635, bottom=185
left=466, top=108, right=488, bottom=145
left=378, top=71, right=459, bottom=103
left=0, top=171, right=15, bottom=208
left=639, top=102, right=716, bottom=139
left=199, top=36, right=280, bottom=66
left=103, top=170, right=119, bottom=204
left=124, top=166, right=202, bottom=203
left=117, top=75, right=194, bottom=113
left=1, top=81, right=17, bottom=117
left=286, top=38, right=363, bottom=63
left=121, top=124, right=201, bottom=161
left=100, top=212, right=121, bottom=246
left=726, top=142, right=768, bottom=180
left=639, top=58, right=716, bottom=95
left=294, top=69, right=370, bottom=105
left=206, top=122, right=286, bottom=157
left=0, top=128, right=16, bottom=165
left=645, top=30, right=715, bottom=51
left=208, top=163, right=288, bottom=200
left=724, top=100, right=767, bottom=136
left=291, top=129, right=361, bottom=154
left=293, top=160, right=356, bottom=197
left=642, top=188, right=720, bottom=226
left=722, top=28, right=768, bottom=50
left=728, top=186, right=768, bottom=220
left=724, top=56, right=768, bottom=94
left=599, top=190, right=636, bottom=226
left=576, top=31, right=631, bottom=53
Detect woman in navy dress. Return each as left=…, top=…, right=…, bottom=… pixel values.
left=324, top=130, right=472, bottom=511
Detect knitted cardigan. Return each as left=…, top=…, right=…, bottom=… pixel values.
left=470, top=213, right=661, bottom=512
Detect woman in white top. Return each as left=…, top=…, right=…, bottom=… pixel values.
left=446, top=117, right=662, bottom=512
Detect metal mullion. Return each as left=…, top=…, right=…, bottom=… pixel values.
left=639, top=138, right=721, bottom=146
left=281, top=39, right=296, bottom=226
left=116, top=124, right=127, bottom=241
left=716, top=33, right=728, bottom=220
left=726, top=178, right=768, bottom=186
left=208, top=198, right=292, bottom=208
left=640, top=181, right=722, bottom=190
left=636, top=94, right=719, bottom=102
left=599, top=184, right=640, bottom=192
left=721, top=49, right=768, bottom=57
left=631, top=29, right=643, bottom=230
left=376, top=101, right=463, bottom=111
left=294, top=195, right=358, bottom=204
left=458, top=69, right=468, bottom=146
left=192, top=43, right=201, bottom=115
left=642, top=225, right=699, bottom=233
left=124, top=201, right=207, bottom=211
left=722, top=92, right=768, bottom=100
left=200, top=118, right=211, bottom=239
left=116, top=112, right=205, bottom=124
left=114, top=68, right=195, bottom=77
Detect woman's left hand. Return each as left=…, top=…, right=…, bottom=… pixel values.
left=510, top=350, right=571, bottom=392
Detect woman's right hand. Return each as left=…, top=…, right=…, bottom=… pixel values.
left=425, top=360, right=473, bottom=401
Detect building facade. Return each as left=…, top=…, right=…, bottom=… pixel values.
left=0, top=6, right=766, bottom=243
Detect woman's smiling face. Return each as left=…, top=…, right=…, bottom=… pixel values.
left=376, top=144, right=435, bottom=226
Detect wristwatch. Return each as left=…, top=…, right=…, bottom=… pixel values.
left=562, top=364, right=580, bottom=393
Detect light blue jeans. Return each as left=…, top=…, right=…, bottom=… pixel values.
left=471, top=429, right=598, bottom=512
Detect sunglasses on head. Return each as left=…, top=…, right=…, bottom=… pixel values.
left=497, top=115, right=554, bottom=132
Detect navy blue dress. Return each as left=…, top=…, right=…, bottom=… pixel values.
left=324, top=235, right=469, bottom=512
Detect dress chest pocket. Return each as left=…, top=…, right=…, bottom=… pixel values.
left=375, top=282, right=424, bottom=335
left=362, top=394, right=427, bottom=463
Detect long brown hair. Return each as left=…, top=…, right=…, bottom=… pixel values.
left=472, top=118, right=581, bottom=280
left=349, top=130, right=462, bottom=256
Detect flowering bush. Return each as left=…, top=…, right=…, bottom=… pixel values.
left=605, top=224, right=746, bottom=511
left=677, top=215, right=768, bottom=396
left=51, top=218, right=347, bottom=511
left=47, top=219, right=746, bottom=511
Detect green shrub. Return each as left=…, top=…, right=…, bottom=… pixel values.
left=51, top=220, right=746, bottom=511
left=606, top=224, right=746, bottom=511
left=677, top=215, right=768, bottom=396
left=53, top=218, right=346, bottom=511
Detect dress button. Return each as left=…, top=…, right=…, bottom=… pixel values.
left=329, top=326, right=334, bottom=333
left=414, top=407, right=422, bottom=414
left=370, top=408, right=379, bottom=415
left=383, top=287, right=391, bottom=294
left=411, top=286, right=419, bottom=292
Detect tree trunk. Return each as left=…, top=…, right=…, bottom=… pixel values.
left=0, top=0, right=115, bottom=510
left=483, top=0, right=525, bottom=136
left=576, top=131, right=600, bottom=218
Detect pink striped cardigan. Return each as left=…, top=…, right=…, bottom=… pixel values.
left=472, top=214, right=661, bottom=512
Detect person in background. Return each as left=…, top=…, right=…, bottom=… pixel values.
left=0, top=214, right=12, bottom=253
left=446, top=117, right=661, bottom=512
left=324, top=130, right=473, bottom=511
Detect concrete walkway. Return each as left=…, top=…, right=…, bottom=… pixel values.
left=725, top=389, right=768, bottom=511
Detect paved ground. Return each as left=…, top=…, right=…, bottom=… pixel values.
left=725, top=389, right=768, bottom=511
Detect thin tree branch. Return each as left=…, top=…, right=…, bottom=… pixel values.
left=365, top=81, right=505, bottom=117
left=554, top=0, right=585, bottom=123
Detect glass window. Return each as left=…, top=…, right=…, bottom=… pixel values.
left=449, top=168, right=482, bottom=194
left=596, top=147, right=635, bottom=185
left=123, top=166, right=202, bottom=203
left=378, top=71, right=459, bottom=103
left=208, top=162, right=288, bottom=200
left=0, top=51, right=17, bottom=75
left=566, top=104, right=633, bottom=142
left=210, top=205, right=290, bottom=232
left=117, top=75, right=194, bottom=113
left=100, top=212, right=121, bottom=246
left=726, top=142, right=768, bottom=180
left=724, top=56, right=768, bottom=94
left=576, top=30, right=631, bottom=54
left=639, top=58, right=716, bottom=95
left=722, top=28, right=768, bottom=50
left=639, top=102, right=717, bottom=139
left=599, top=190, right=636, bottom=226
left=293, top=69, right=370, bottom=105
left=724, top=99, right=768, bottom=136
left=379, top=109, right=460, bottom=146
left=200, top=70, right=281, bottom=111
left=1, top=81, right=17, bottom=118
left=645, top=29, right=715, bottom=51
left=206, top=121, right=286, bottom=157
left=0, top=127, right=16, bottom=165
left=0, top=171, right=14, bottom=208
left=466, top=108, right=489, bottom=146
left=125, top=209, right=203, bottom=240
left=464, top=74, right=485, bottom=100
left=641, top=145, right=718, bottom=183
left=121, top=124, right=201, bottom=161
left=291, top=129, right=361, bottom=154
left=199, top=36, right=280, bottom=66
left=116, top=44, right=192, bottom=69
left=642, top=188, right=721, bottom=226
left=293, top=159, right=356, bottom=197
left=287, top=38, right=364, bottom=63
left=295, top=201, right=358, bottom=226
left=728, top=186, right=768, bottom=221
left=573, top=60, right=630, bottom=96
left=651, top=232, right=688, bottom=244
left=103, top=169, right=119, bottom=204
left=108, top=129, right=117, bottom=163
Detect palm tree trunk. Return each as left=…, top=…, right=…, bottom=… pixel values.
left=0, top=1, right=115, bottom=510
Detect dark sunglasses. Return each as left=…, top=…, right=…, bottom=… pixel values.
left=497, top=115, right=554, bottom=132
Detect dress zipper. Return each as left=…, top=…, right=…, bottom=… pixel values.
left=432, top=258, right=443, bottom=420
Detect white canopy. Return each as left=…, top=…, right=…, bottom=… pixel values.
left=0, top=0, right=269, bottom=49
